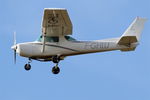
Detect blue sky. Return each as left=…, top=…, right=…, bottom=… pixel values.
left=0, top=0, right=150, bottom=100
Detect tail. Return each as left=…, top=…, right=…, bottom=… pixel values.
left=118, top=17, right=147, bottom=51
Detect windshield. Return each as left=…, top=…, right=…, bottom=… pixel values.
left=37, top=36, right=59, bottom=42
left=65, top=36, right=76, bottom=41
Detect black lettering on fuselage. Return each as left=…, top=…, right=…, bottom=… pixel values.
left=84, top=42, right=109, bottom=49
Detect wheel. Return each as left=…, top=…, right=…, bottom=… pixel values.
left=24, top=64, right=31, bottom=71
left=52, top=56, right=60, bottom=63
left=52, top=66, right=60, bottom=74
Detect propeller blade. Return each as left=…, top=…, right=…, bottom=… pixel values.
left=14, top=50, right=16, bottom=64
left=13, top=31, right=17, bottom=64
left=14, top=31, right=16, bottom=45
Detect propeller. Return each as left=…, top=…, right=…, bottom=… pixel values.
left=11, top=31, right=17, bottom=64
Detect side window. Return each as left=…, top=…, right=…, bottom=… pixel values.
left=37, top=36, right=59, bottom=42
left=45, top=37, right=59, bottom=42
left=52, top=37, right=59, bottom=42
left=37, top=36, right=42, bottom=42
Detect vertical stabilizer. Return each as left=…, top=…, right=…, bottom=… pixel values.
left=118, top=17, right=147, bottom=46
left=121, top=17, right=147, bottom=41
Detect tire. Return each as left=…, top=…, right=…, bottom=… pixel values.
left=24, top=64, right=31, bottom=71
left=52, top=66, right=60, bottom=74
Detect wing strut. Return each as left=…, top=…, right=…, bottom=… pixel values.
left=42, top=35, right=46, bottom=53
left=41, top=27, right=46, bottom=53
left=41, top=10, right=57, bottom=53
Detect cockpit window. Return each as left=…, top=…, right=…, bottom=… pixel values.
left=37, top=36, right=59, bottom=42
left=65, top=36, right=76, bottom=41
left=37, top=36, right=42, bottom=42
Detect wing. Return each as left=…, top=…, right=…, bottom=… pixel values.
left=42, top=8, right=73, bottom=36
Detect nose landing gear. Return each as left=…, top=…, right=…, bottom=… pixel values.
left=24, top=58, right=32, bottom=71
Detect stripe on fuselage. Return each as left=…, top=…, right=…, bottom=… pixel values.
left=34, top=43, right=79, bottom=52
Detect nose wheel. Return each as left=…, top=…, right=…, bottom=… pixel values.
left=24, top=58, right=32, bottom=71
left=24, top=64, right=31, bottom=71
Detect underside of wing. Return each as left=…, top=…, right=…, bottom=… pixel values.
left=42, top=8, right=72, bottom=36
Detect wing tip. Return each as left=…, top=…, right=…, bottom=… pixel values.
left=136, top=16, right=148, bottom=21
left=44, top=8, right=67, bottom=11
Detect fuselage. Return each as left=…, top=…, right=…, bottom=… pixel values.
left=11, top=36, right=138, bottom=61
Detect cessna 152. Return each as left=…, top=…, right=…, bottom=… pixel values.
left=11, top=8, right=147, bottom=74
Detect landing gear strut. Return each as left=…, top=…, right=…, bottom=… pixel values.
left=52, top=56, right=60, bottom=63
left=52, top=56, right=60, bottom=74
left=24, top=58, right=32, bottom=71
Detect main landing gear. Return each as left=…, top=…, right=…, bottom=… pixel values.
left=52, top=56, right=60, bottom=74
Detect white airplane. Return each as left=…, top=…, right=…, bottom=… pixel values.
left=11, top=8, right=147, bottom=74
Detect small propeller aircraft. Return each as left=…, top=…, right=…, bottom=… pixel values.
left=11, top=8, right=147, bottom=74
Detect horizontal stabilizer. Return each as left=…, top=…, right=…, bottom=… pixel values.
left=118, top=36, right=137, bottom=46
